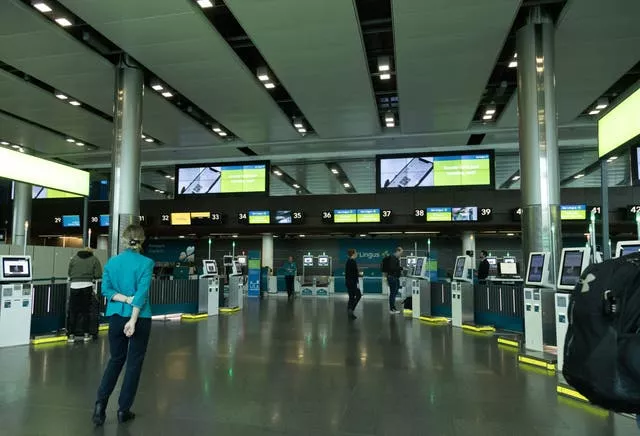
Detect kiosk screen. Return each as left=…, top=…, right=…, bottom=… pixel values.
left=453, top=257, right=466, bottom=279
left=318, top=256, right=329, bottom=267
left=560, top=250, right=585, bottom=287
left=203, top=260, right=217, bottom=275
left=499, top=262, right=518, bottom=276
left=415, top=258, right=424, bottom=276
left=2, top=257, right=31, bottom=280
left=527, top=254, right=545, bottom=284
left=621, top=245, right=640, bottom=256
left=303, top=257, right=313, bottom=266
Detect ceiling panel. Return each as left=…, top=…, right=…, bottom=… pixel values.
left=0, top=112, right=82, bottom=156
left=393, top=0, right=520, bottom=133
left=499, top=0, right=640, bottom=128
left=59, top=0, right=299, bottom=143
left=224, top=0, right=379, bottom=138
left=0, top=0, right=219, bottom=153
left=0, top=70, right=114, bottom=148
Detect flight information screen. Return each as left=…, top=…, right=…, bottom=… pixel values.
left=176, top=162, right=268, bottom=195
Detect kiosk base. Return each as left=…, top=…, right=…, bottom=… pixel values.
left=517, top=350, right=557, bottom=372
left=451, top=281, right=474, bottom=328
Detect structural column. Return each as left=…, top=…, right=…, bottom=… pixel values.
left=108, top=57, right=144, bottom=257
left=262, top=234, right=274, bottom=270
left=462, top=231, right=476, bottom=265
left=11, top=182, right=31, bottom=246
left=516, top=8, right=562, bottom=283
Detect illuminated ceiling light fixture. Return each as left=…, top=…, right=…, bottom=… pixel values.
left=18, top=147, right=25, bottom=153
left=292, top=183, right=301, bottom=189
left=574, top=173, right=585, bottom=179
left=331, top=168, right=339, bottom=174
left=161, top=91, right=173, bottom=98
left=508, top=53, right=518, bottom=68
left=607, top=156, right=618, bottom=163
left=482, top=114, right=493, bottom=120
left=196, top=0, right=214, bottom=8
left=273, top=170, right=283, bottom=176
left=154, top=189, right=165, bottom=194
left=264, top=82, right=276, bottom=89
left=293, top=118, right=304, bottom=129
left=378, top=56, right=390, bottom=72
left=218, top=131, right=228, bottom=137
left=384, top=112, right=394, bottom=123
left=595, top=97, right=609, bottom=110
left=141, top=134, right=146, bottom=139
left=257, top=66, right=270, bottom=82
left=485, top=105, right=496, bottom=115
left=144, top=138, right=154, bottom=143
left=32, top=2, right=53, bottom=13
left=55, top=92, right=68, bottom=100
left=212, top=126, right=222, bottom=133
left=512, top=175, right=520, bottom=181
left=380, top=73, right=391, bottom=80
left=151, top=83, right=164, bottom=91
left=66, top=138, right=75, bottom=143
left=589, top=109, right=600, bottom=116
left=0, top=141, right=9, bottom=145
left=11, top=144, right=20, bottom=149
left=298, top=128, right=307, bottom=134
left=385, top=122, right=395, bottom=128
left=76, top=142, right=84, bottom=146
left=69, top=100, right=81, bottom=106
left=55, top=17, right=73, bottom=27
left=343, top=182, right=350, bottom=188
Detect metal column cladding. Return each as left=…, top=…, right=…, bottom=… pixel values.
left=12, top=181, right=32, bottom=246
left=109, top=58, right=143, bottom=257
left=516, top=8, right=562, bottom=284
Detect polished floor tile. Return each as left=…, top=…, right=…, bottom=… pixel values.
left=0, top=297, right=637, bottom=435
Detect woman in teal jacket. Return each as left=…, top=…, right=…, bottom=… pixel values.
left=92, top=225, right=155, bottom=426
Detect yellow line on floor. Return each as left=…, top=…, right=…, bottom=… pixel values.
left=31, top=336, right=68, bottom=345
left=497, top=338, right=519, bottom=348
left=181, top=313, right=209, bottom=320
left=518, top=355, right=556, bottom=371
left=462, top=324, right=495, bottom=333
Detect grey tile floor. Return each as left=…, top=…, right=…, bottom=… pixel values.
left=0, top=297, right=637, bottom=435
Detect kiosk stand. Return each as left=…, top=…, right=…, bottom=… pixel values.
left=451, top=256, right=474, bottom=328
left=614, top=240, right=640, bottom=258
left=300, top=254, right=333, bottom=296
left=555, top=247, right=591, bottom=371
left=198, top=260, right=219, bottom=316
left=522, top=252, right=555, bottom=353
left=0, top=256, right=33, bottom=348
left=226, top=261, right=244, bottom=310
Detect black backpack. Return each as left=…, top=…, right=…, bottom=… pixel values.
left=563, top=253, right=640, bottom=413
left=381, top=255, right=391, bottom=274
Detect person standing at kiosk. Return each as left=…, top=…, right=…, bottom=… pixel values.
left=283, top=256, right=297, bottom=299
left=93, top=225, right=154, bottom=426
left=477, top=250, right=490, bottom=283
left=345, top=249, right=362, bottom=320
left=386, top=247, right=404, bottom=314
left=67, top=247, right=102, bottom=342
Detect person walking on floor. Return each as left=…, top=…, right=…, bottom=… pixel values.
left=345, top=249, right=362, bottom=320
left=67, top=247, right=102, bottom=342
left=93, top=225, right=155, bottom=426
left=283, top=256, right=297, bottom=299
left=386, top=247, right=404, bottom=314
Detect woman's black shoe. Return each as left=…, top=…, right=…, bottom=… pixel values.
left=92, top=401, right=106, bottom=427
left=117, top=410, right=136, bottom=423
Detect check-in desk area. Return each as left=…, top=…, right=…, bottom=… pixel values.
left=474, top=279, right=525, bottom=332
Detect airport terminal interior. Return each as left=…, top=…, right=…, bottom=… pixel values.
left=0, top=0, right=640, bottom=434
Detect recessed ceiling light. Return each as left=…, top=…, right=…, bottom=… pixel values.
left=509, top=61, right=518, bottom=68
left=293, top=119, right=304, bottom=129
left=607, top=156, right=618, bottom=163
left=384, top=112, right=394, bottom=123
left=144, top=138, right=154, bottom=143
left=232, top=234, right=238, bottom=238
left=299, top=235, right=306, bottom=238
left=482, top=114, right=493, bottom=120
left=298, top=128, right=307, bottom=133
left=257, top=67, right=270, bottom=82
left=151, top=84, right=164, bottom=91
left=155, top=189, right=165, bottom=194
left=596, top=103, right=608, bottom=110
left=161, top=91, right=173, bottom=98
left=218, top=131, right=228, bottom=137
left=55, top=92, right=68, bottom=100
left=55, top=17, right=73, bottom=27
left=385, top=122, right=395, bottom=128
left=69, top=100, right=81, bottom=106
left=258, top=74, right=270, bottom=82
left=18, top=147, right=25, bottom=153
left=33, top=2, right=52, bottom=13
left=589, top=110, right=600, bottom=116
left=197, top=0, right=214, bottom=8
left=165, top=175, right=173, bottom=179
left=574, top=174, right=585, bottom=179
left=596, top=98, right=609, bottom=110
left=380, top=73, right=391, bottom=80
left=507, top=233, right=515, bottom=237
left=76, top=142, right=84, bottom=146
left=273, top=170, right=283, bottom=176
left=378, top=56, right=390, bottom=72
left=264, top=82, right=276, bottom=89
left=343, top=182, right=350, bottom=188
left=292, top=184, right=300, bottom=189
left=212, top=127, right=222, bottom=133
left=11, top=144, right=20, bottom=149
left=485, top=107, right=496, bottom=115
left=141, top=134, right=146, bottom=139
left=331, top=168, right=339, bottom=174
left=360, top=234, right=367, bottom=238
left=0, top=141, right=9, bottom=146
left=512, top=175, right=520, bottom=181
left=66, top=138, right=75, bottom=143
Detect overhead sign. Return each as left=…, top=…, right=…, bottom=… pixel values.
left=0, top=148, right=89, bottom=196
left=598, top=87, right=640, bottom=158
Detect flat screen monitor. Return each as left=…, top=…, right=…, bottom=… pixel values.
left=499, top=262, right=518, bottom=276
left=62, top=215, right=80, bottom=228
left=453, top=256, right=467, bottom=280
left=232, top=262, right=242, bottom=275
left=616, top=241, right=640, bottom=258
left=561, top=204, right=587, bottom=221
left=248, top=211, right=270, bottom=225
left=303, top=256, right=313, bottom=266
left=452, top=207, right=478, bottom=222
left=334, top=209, right=357, bottom=223
left=202, top=260, right=218, bottom=275
left=357, top=209, right=381, bottom=223
left=236, top=256, right=247, bottom=265
left=274, top=210, right=292, bottom=224
left=487, top=257, right=498, bottom=275
left=1, top=256, right=32, bottom=281
left=318, top=256, right=329, bottom=267
left=177, top=163, right=268, bottom=195
left=415, top=257, right=424, bottom=276
left=526, top=253, right=548, bottom=286
left=558, top=249, right=587, bottom=290
left=223, top=255, right=233, bottom=266
left=99, top=214, right=110, bottom=227
left=503, top=257, right=516, bottom=263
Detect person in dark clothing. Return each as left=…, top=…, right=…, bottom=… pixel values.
left=477, top=250, right=490, bottom=282
left=345, top=249, right=362, bottom=320
left=68, top=247, right=102, bottom=342
left=386, top=247, right=404, bottom=314
left=283, top=256, right=297, bottom=299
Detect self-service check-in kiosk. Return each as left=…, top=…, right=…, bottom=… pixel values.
left=409, top=257, right=432, bottom=319
left=227, top=261, right=244, bottom=309
left=523, top=252, right=555, bottom=352
left=555, top=247, right=590, bottom=371
left=0, top=256, right=33, bottom=348
left=198, top=260, right=219, bottom=316
left=301, top=255, right=333, bottom=296
left=451, top=255, right=474, bottom=328
left=615, top=240, right=640, bottom=258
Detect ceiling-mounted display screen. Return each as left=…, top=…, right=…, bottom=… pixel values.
left=415, top=207, right=492, bottom=222
left=376, top=151, right=493, bottom=191
left=11, top=183, right=81, bottom=199
left=560, top=205, right=587, bottom=221
left=334, top=209, right=358, bottom=224
left=176, top=162, right=269, bottom=195
left=598, top=87, right=640, bottom=158
left=248, top=211, right=270, bottom=225
left=356, top=209, right=381, bottom=223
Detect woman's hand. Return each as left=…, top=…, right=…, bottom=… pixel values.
left=126, top=296, right=134, bottom=305
left=124, top=319, right=136, bottom=337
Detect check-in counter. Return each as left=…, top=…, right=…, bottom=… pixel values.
left=333, top=276, right=383, bottom=294
left=474, top=280, right=524, bottom=332
left=430, top=281, right=452, bottom=318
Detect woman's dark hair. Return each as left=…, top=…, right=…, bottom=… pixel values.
left=347, top=248, right=356, bottom=257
